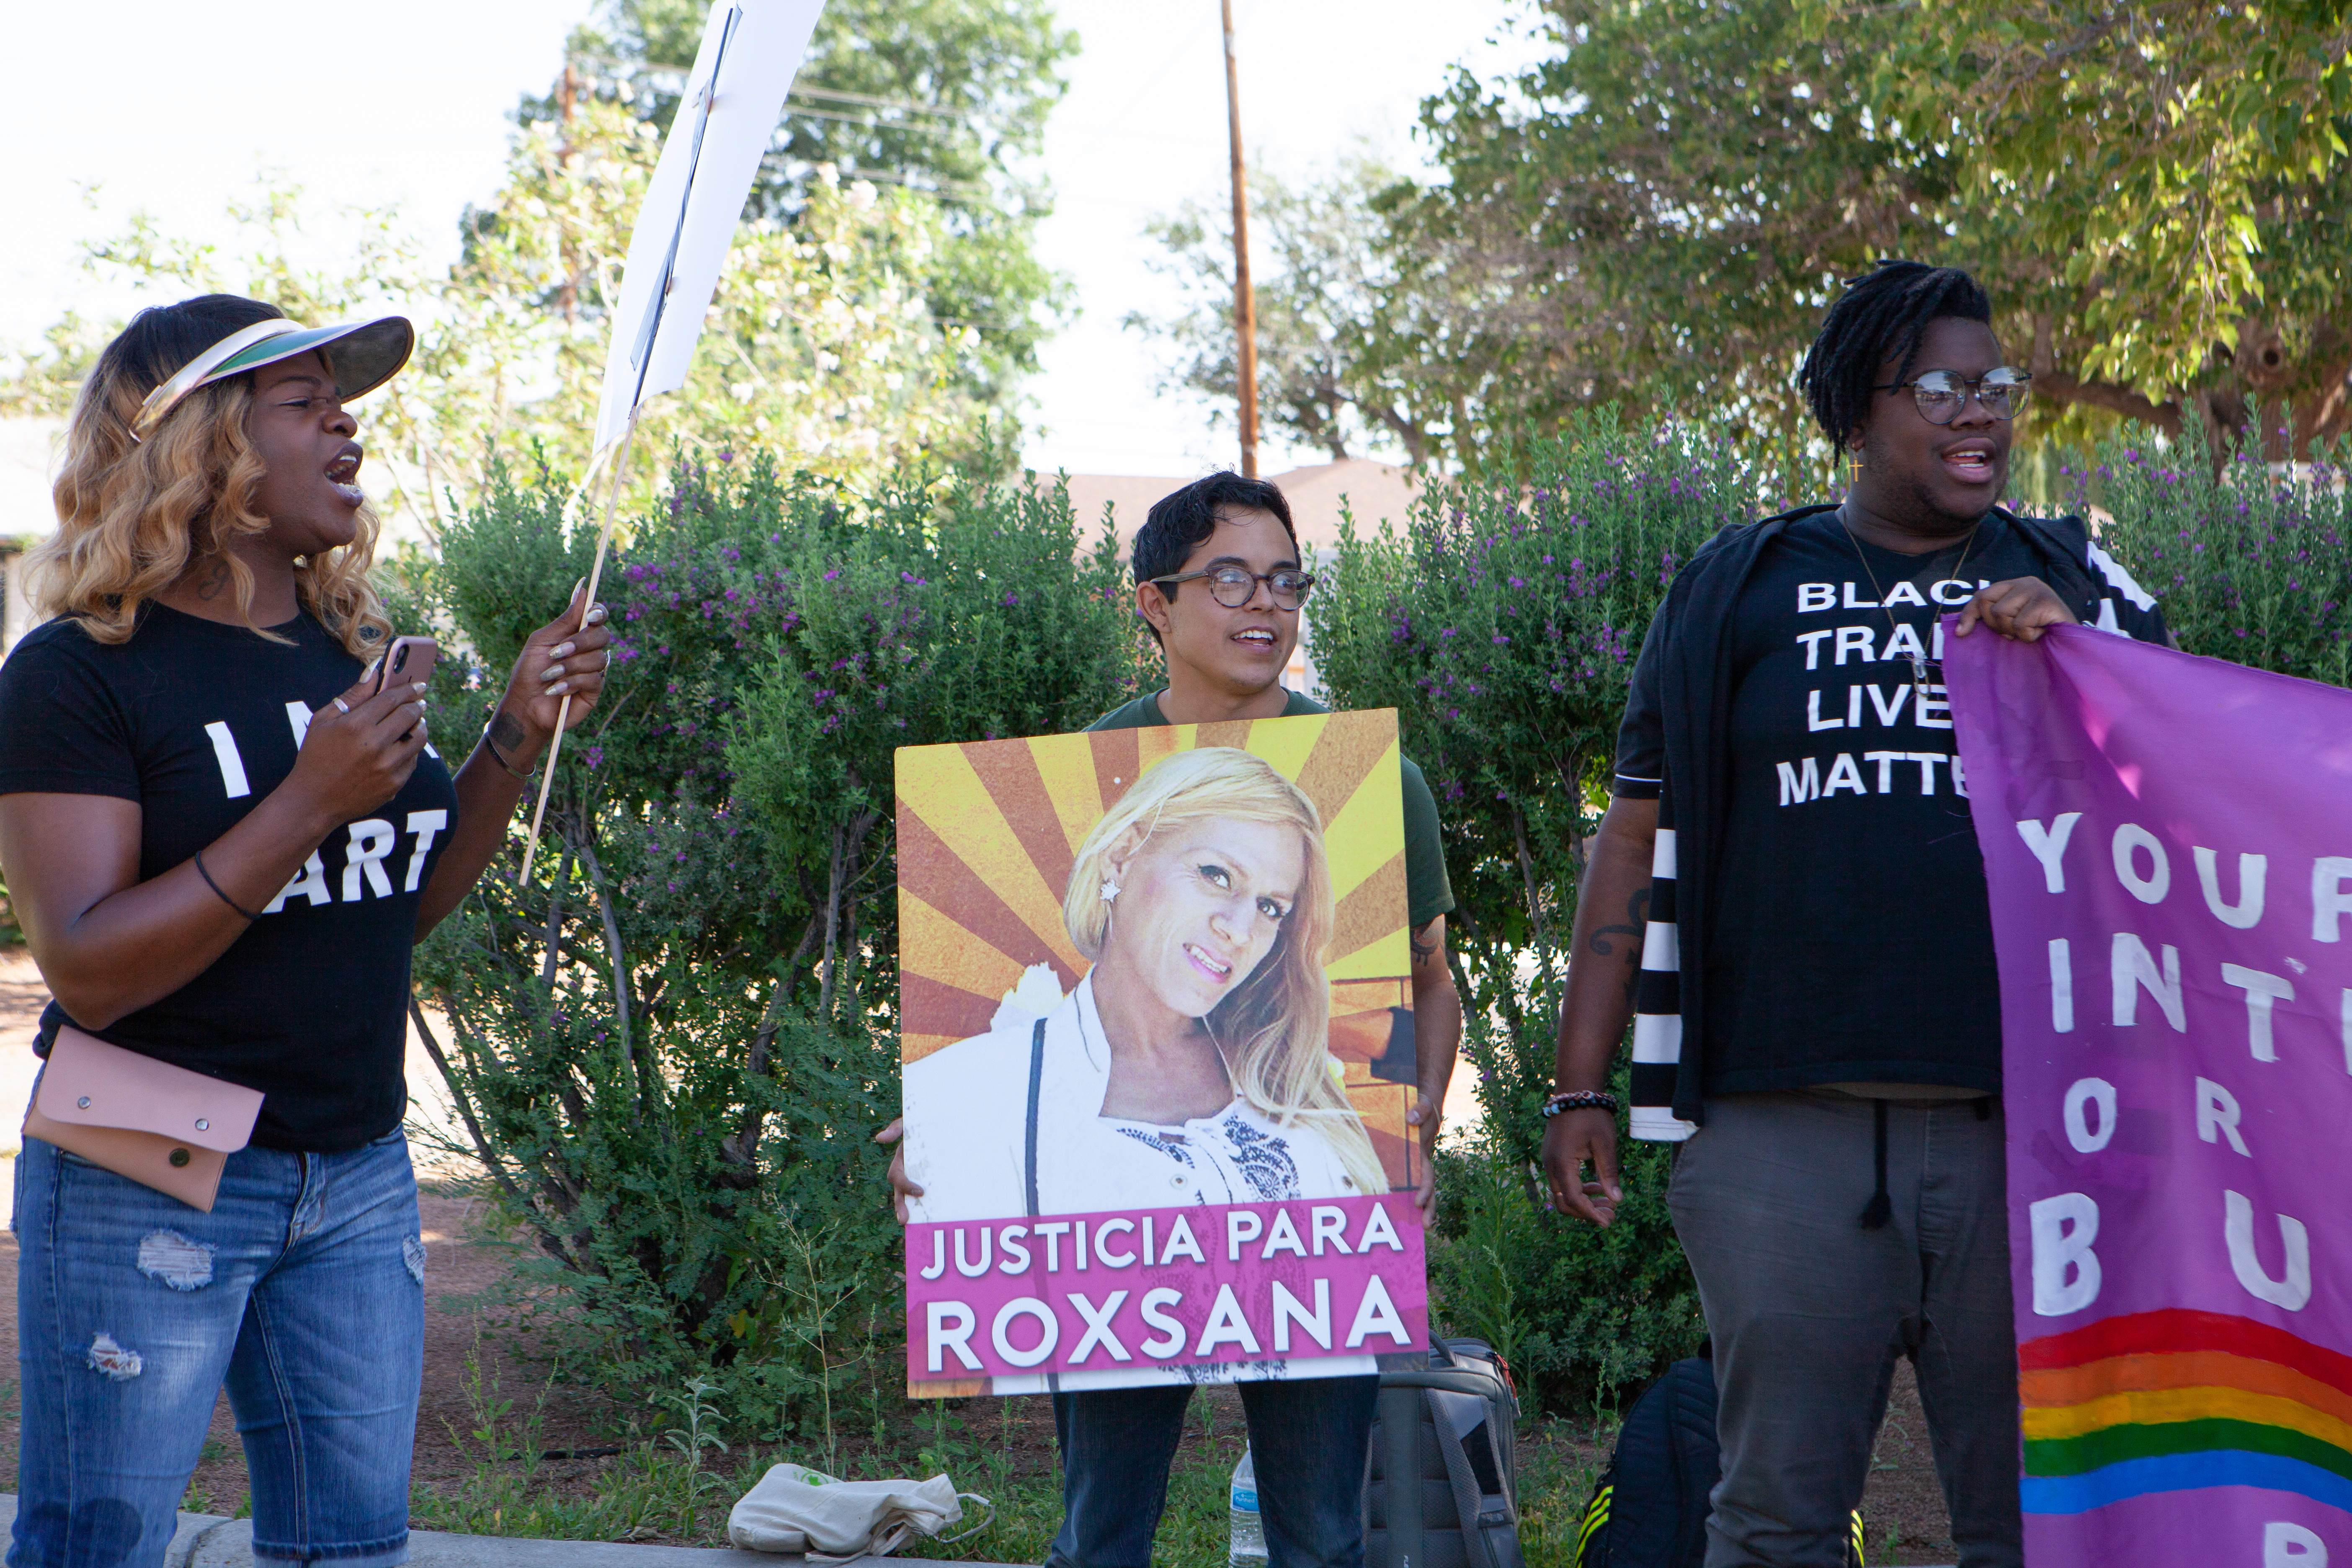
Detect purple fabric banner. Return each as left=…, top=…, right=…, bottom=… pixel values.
left=1948, top=619, right=2352, bottom=1567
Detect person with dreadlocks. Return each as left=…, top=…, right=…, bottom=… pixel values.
left=1537, top=261, right=2169, bottom=1567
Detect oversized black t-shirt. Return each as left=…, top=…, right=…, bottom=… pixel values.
left=0, top=606, right=459, bottom=1150
left=1614, top=510, right=2165, bottom=1093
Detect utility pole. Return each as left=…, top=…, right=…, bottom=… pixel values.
left=1220, top=0, right=1259, bottom=479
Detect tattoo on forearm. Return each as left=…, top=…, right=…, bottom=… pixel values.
left=1411, top=919, right=1437, bottom=967
left=1586, top=885, right=1650, bottom=959
left=489, top=712, right=526, bottom=751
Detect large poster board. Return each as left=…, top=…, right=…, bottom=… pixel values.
left=895, top=710, right=1426, bottom=1395
left=1950, top=622, right=2352, bottom=1565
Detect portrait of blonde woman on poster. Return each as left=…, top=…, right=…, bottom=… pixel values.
left=902, top=743, right=1388, bottom=1242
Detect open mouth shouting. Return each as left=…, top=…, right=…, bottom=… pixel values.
left=1938, top=437, right=1998, bottom=487
left=325, top=444, right=365, bottom=505
left=1184, top=941, right=1235, bottom=984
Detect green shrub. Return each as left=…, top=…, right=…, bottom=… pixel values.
left=407, top=448, right=1142, bottom=1441
left=2086, top=417, right=2352, bottom=686
left=1316, top=413, right=1774, bottom=1409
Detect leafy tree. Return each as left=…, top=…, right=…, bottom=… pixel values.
left=1127, top=156, right=1436, bottom=464
left=3, top=108, right=989, bottom=532
left=1133, top=0, right=2352, bottom=469
left=540, top=0, right=1078, bottom=403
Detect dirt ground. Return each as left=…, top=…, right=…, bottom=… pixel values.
left=0, top=949, right=1961, bottom=1561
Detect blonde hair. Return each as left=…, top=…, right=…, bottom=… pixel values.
left=1064, top=746, right=1388, bottom=1197
left=28, top=298, right=391, bottom=655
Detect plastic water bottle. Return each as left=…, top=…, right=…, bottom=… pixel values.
left=1229, top=1446, right=1267, bottom=1568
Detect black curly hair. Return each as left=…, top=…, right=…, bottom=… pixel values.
left=1798, top=260, right=1994, bottom=453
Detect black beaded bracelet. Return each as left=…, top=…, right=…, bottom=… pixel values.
left=194, top=850, right=260, bottom=921
left=1540, top=1089, right=1621, bottom=1118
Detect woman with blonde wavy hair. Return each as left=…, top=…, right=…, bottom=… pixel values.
left=0, top=294, right=611, bottom=1568
left=902, top=745, right=1385, bottom=1383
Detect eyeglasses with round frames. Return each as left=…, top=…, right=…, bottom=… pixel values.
left=1876, top=367, right=2032, bottom=425
left=1149, top=565, right=1317, bottom=610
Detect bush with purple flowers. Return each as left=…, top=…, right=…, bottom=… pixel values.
left=1315, top=410, right=1777, bottom=1407
left=2086, top=416, right=2352, bottom=688
left=402, top=446, right=1142, bottom=1438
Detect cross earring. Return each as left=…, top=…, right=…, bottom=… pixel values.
left=1847, top=452, right=1865, bottom=481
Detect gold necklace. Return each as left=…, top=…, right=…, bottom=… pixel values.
left=1838, top=504, right=1979, bottom=705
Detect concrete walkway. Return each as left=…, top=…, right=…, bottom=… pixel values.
left=0, top=1496, right=996, bottom=1566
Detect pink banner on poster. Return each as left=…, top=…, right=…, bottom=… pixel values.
left=905, top=1194, right=1426, bottom=1382
left=1947, top=619, right=2352, bottom=1567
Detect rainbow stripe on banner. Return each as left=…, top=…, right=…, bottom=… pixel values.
left=2020, top=1309, right=2352, bottom=1516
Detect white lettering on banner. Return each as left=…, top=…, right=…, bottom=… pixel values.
left=926, top=1302, right=981, bottom=1372
left=1356, top=1203, right=1405, bottom=1253
left=1225, top=1210, right=1262, bottom=1262
left=1883, top=623, right=1927, bottom=663
left=2030, top=1192, right=2103, bottom=1316
left=1844, top=582, right=1876, bottom=610
left=1273, top=1280, right=1333, bottom=1351
left=1261, top=1209, right=1307, bottom=1260
left=2196, top=1078, right=2251, bottom=1157
left=1867, top=684, right=1912, bottom=725
left=2265, top=1522, right=2329, bottom=1566
left=919, top=1232, right=946, bottom=1280
left=2221, top=965, right=2298, bottom=1062
left=204, top=721, right=252, bottom=799
left=1779, top=758, right=1821, bottom=805
left=402, top=810, right=448, bottom=892
left=2050, top=939, right=2076, bottom=1032
left=1075, top=1220, right=1088, bottom=1271
left=1823, top=753, right=1867, bottom=796
left=1094, top=1217, right=1137, bottom=1268
left=1864, top=750, right=1902, bottom=794
left=2063, top=1078, right=2117, bottom=1153
left=1847, top=686, right=1864, bottom=727
left=1883, top=580, right=1927, bottom=609
left=1160, top=1216, right=1205, bottom=1265
left=1067, top=1291, right=1132, bottom=1363
left=954, top=1228, right=992, bottom=1277
left=1310, top=1206, right=1352, bottom=1256
left=1806, top=689, right=1846, bottom=731
left=1798, top=629, right=1834, bottom=669
left=1914, top=684, right=1953, bottom=729
left=342, top=819, right=396, bottom=901
left=998, top=1225, right=1032, bottom=1274
left=2019, top=815, right=2084, bottom=894
left=2195, top=848, right=2268, bottom=929
left=1799, top=583, right=1837, bottom=612
left=2316, top=858, right=2352, bottom=942
left=1195, top=1284, right=1263, bottom=1356
left=2225, top=1191, right=2312, bottom=1311
left=1345, top=1274, right=1413, bottom=1347
left=2112, top=934, right=2187, bottom=1031
left=992, top=1299, right=1058, bottom=1367
left=1905, top=752, right=1945, bottom=794
left=2112, top=824, right=2172, bottom=904
left=1138, top=1289, right=1186, bottom=1357
left=1034, top=1220, right=1070, bottom=1270
left=263, top=852, right=331, bottom=915
left=1835, top=626, right=1877, bottom=665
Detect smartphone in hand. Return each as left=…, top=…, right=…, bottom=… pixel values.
left=370, top=636, right=439, bottom=697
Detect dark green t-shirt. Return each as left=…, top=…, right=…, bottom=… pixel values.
left=1086, top=689, right=1456, bottom=927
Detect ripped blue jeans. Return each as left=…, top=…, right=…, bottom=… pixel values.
left=10, top=1130, right=424, bottom=1568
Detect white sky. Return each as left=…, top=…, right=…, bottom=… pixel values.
left=0, top=0, right=1542, bottom=502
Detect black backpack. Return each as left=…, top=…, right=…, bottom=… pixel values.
left=1573, top=1353, right=1865, bottom=1568
left=1365, top=1338, right=1527, bottom=1568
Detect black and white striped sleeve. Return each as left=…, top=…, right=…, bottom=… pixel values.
left=1627, top=798, right=1695, bottom=1142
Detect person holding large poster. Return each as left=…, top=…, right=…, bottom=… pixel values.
left=1540, top=262, right=2170, bottom=1568
left=884, top=472, right=1461, bottom=1568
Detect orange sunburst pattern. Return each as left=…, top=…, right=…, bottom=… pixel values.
left=896, top=709, right=1419, bottom=1190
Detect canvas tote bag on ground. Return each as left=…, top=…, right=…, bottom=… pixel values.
left=727, top=1463, right=990, bottom=1560
left=22, top=1026, right=264, bottom=1212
